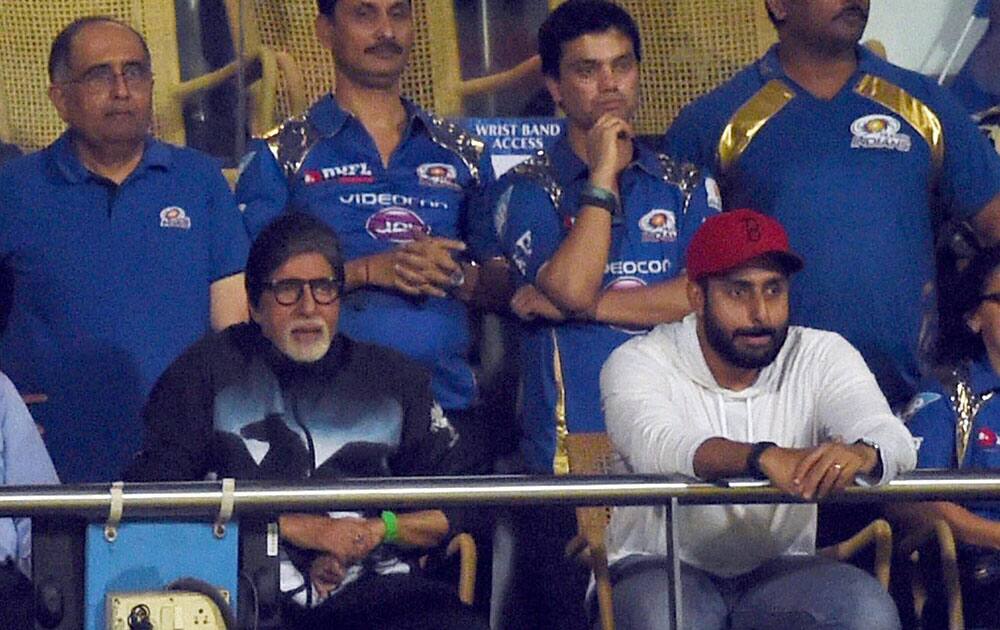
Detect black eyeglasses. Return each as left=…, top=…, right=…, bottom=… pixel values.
left=982, top=293, right=1000, bottom=305
left=63, top=62, right=153, bottom=94
left=264, top=277, right=340, bottom=306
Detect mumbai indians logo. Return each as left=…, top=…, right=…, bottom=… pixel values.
left=850, top=114, right=911, bottom=153
left=159, top=206, right=191, bottom=230
left=417, top=162, right=460, bottom=189
left=365, top=207, right=430, bottom=242
left=638, top=209, right=678, bottom=243
left=605, top=276, right=647, bottom=335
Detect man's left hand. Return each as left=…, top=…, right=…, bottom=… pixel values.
left=393, top=233, right=468, bottom=297
left=510, top=284, right=567, bottom=321
left=790, top=440, right=877, bottom=500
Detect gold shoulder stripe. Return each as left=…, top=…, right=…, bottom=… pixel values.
left=551, top=329, right=569, bottom=475
left=854, top=74, right=943, bottom=172
left=718, top=79, right=795, bottom=174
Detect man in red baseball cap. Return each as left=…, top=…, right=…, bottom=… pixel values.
left=597, top=208, right=915, bottom=629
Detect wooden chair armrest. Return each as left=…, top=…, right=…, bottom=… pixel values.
left=446, top=532, right=477, bottom=606
left=458, top=56, right=543, bottom=98
left=22, top=393, right=47, bottom=405
left=819, top=518, right=892, bottom=589
left=898, top=519, right=964, bottom=630
left=564, top=533, right=589, bottom=560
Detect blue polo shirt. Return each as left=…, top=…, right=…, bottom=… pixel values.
left=663, top=44, right=1000, bottom=407
left=236, top=95, right=496, bottom=411
left=0, top=133, right=249, bottom=482
left=492, top=135, right=720, bottom=472
left=905, top=358, right=1000, bottom=522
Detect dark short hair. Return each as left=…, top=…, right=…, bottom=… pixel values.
left=49, top=16, right=151, bottom=82
left=538, top=0, right=642, bottom=78
left=318, top=0, right=410, bottom=17
left=935, top=246, right=1000, bottom=365
left=245, top=213, right=346, bottom=308
left=316, top=0, right=337, bottom=16
left=765, top=2, right=781, bottom=26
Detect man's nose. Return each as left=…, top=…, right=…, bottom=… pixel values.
left=597, top=65, right=617, bottom=91
left=747, top=292, right=769, bottom=323
left=110, top=71, right=132, bottom=98
left=297, top=286, right=318, bottom=314
left=374, top=11, right=396, bottom=40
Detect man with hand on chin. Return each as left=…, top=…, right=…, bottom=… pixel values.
left=599, top=209, right=915, bottom=630
left=126, top=213, right=487, bottom=629
left=488, top=2, right=720, bottom=626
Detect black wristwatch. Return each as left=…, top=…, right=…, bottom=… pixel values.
left=746, top=441, right=778, bottom=479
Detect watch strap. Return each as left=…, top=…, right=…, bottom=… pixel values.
left=746, top=441, right=778, bottom=479
left=579, top=184, right=622, bottom=225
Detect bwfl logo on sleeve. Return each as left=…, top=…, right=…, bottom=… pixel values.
left=303, top=162, right=375, bottom=185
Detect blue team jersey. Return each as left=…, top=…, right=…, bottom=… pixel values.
left=492, top=135, right=720, bottom=472
left=950, top=68, right=1000, bottom=115
left=0, top=133, right=249, bottom=482
left=664, top=44, right=1000, bottom=407
left=904, top=358, right=1000, bottom=522
left=236, top=96, right=497, bottom=411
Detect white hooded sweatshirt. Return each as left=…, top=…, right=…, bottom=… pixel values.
left=600, top=313, right=916, bottom=577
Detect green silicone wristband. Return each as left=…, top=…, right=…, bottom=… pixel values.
left=381, top=510, right=399, bottom=544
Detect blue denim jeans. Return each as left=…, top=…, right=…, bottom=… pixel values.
left=599, top=554, right=901, bottom=630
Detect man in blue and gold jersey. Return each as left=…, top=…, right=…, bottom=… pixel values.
left=664, top=0, right=1000, bottom=410
left=488, top=1, right=719, bottom=626
left=236, top=0, right=510, bottom=468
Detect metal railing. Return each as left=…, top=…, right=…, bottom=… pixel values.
left=0, top=469, right=997, bottom=518
left=9, top=470, right=998, bottom=630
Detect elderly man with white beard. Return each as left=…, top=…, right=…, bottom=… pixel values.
left=125, top=212, right=489, bottom=629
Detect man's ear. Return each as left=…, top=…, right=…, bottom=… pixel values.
left=687, top=278, right=705, bottom=316
left=48, top=84, right=71, bottom=125
left=544, top=75, right=562, bottom=112
left=968, top=311, right=983, bottom=335
left=765, top=0, right=788, bottom=22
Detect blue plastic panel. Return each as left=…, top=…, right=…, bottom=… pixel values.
left=85, top=521, right=239, bottom=629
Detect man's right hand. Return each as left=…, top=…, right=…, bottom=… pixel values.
left=309, top=553, right=347, bottom=598
left=278, top=513, right=382, bottom=567
left=585, top=113, right=634, bottom=189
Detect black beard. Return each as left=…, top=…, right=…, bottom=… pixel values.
left=703, top=297, right=789, bottom=370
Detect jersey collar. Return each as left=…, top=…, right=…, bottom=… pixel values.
left=308, top=92, right=430, bottom=141
left=970, top=357, right=1000, bottom=395
left=50, top=131, right=170, bottom=184
left=757, top=43, right=880, bottom=87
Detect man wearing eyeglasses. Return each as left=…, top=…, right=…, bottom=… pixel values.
left=0, top=16, right=249, bottom=482
left=126, top=213, right=488, bottom=629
